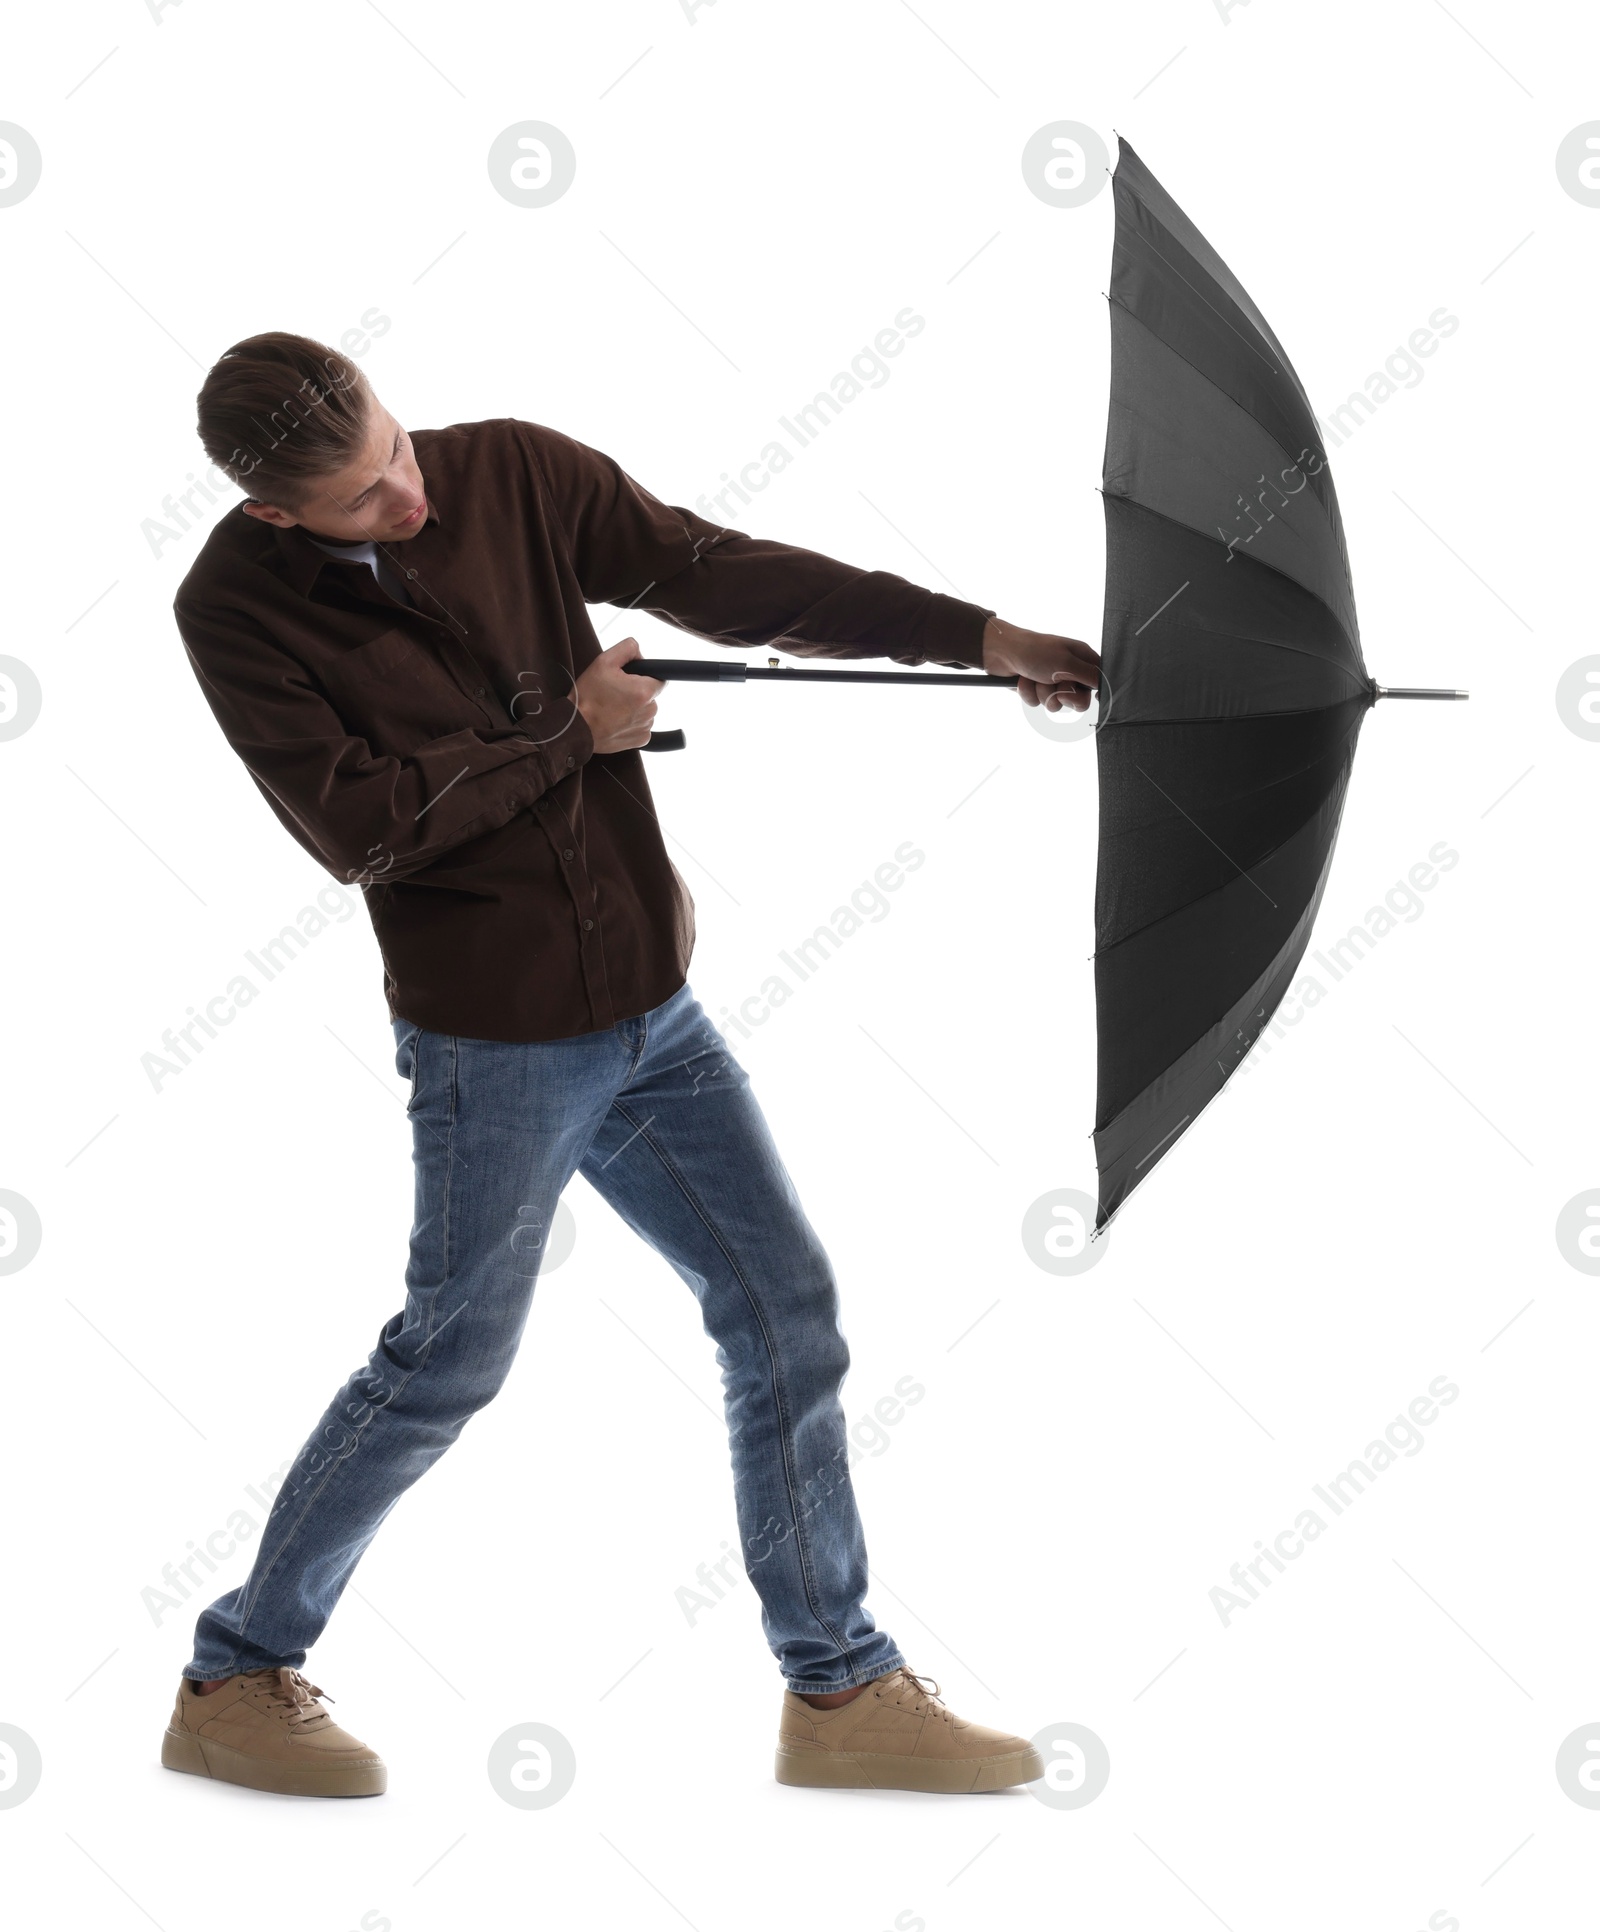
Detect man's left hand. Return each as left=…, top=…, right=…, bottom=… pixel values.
left=981, top=617, right=1099, bottom=712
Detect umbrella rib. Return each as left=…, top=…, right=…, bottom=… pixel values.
left=1169, top=622, right=1369, bottom=692
left=1116, top=155, right=1299, bottom=376
left=1134, top=1114, right=1191, bottom=1169
left=1105, top=310, right=1355, bottom=603
left=1093, top=833, right=1348, bottom=1187
left=1102, top=492, right=1364, bottom=673
left=1131, top=763, right=1279, bottom=907
left=1110, top=701, right=1362, bottom=728
left=1095, top=731, right=1364, bottom=958
left=1093, top=942, right=1316, bottom=1232
left=1117, top=215, right=1282, bottom=377
left=1100, top=608, right=1371, bottom=699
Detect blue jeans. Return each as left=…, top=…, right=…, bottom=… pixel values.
left=184, top=982, right=904, bottom=1694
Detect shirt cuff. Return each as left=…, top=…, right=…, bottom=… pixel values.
left=916, top=593, right=994, bottom=670
left=498, top=702, right=592, bottom=815
left=551, top=702, right=594, bottom=773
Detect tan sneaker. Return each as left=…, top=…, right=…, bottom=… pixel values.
left=161, top=1668, right=386, bottom=1797
left=775, top=1667, right=1044, bottom=1793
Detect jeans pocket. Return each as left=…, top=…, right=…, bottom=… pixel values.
left=393, top=1022, right=423, bottom=1107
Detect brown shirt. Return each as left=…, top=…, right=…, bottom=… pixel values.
left=175, top=417, right=994, bottom=1041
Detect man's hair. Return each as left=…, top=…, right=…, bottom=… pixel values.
left=196, top=332, right=373, bottom=508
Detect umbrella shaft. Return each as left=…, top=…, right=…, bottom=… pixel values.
left=624, top=657, right=1019, bottom=688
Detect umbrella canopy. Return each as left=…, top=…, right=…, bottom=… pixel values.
left=1092, top=139, right=1374, bottom=1229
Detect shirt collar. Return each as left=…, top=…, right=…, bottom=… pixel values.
left=275, top=492, right=441, bottom=596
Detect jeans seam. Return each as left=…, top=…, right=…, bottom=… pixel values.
left=223, top=1033, right=462, bottom=1659
left=623, top=1008, right=649, bottom=1082
left=608, top=1097, right=858, bottom=1674
left=432, top=1034, right=460, bottom=1351
left=224, top=1300, right=458, bottom=1660
left=229, top=1449, right=358, bottom=1648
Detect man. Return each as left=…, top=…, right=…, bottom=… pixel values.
left=161, top=331, right=1098, bottom=1799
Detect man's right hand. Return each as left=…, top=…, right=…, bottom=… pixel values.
left=574, top=637, right=663, bottom=753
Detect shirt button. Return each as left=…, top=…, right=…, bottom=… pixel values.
left=582, top=918, right=595, bottom=931
left=562, top=848, right=574, bottom=861
left=406, top=569, right=417, bottom=580
left=565, top=756, right=575, bottom=769
left=475, top=686, right=488, bottom=697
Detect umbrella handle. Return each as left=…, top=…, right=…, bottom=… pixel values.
left=642, top=729, right=686, bottom=752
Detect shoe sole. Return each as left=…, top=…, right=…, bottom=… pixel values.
left=161, top=1727, right=386, bottom=1798
left=774, top=1745, right=1046, bottom=1793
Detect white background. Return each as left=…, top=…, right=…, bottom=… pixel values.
left=1, top=2, right=1593, bottom=1928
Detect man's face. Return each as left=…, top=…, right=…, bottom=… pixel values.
left=241, top=400, right=429, bottom=543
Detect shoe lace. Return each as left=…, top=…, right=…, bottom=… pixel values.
left=257, top=1667, right=334, bottom=1729
left=881, top=1669, right=953, bottom=1723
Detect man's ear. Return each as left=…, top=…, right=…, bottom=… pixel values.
left=241, top=498, right=300, bottom=529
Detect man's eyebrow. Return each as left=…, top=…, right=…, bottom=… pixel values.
left=349, top=433, right=401, bottom=506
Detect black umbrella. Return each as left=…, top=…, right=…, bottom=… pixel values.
left=626, top=136, right=1464, bottom=1229
left=1089, top=138, right=1462, bottom=1227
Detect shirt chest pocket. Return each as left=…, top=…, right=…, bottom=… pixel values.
left=314, top=626, right=479, bottom=753
left=319, top=627, right=429, bottom=691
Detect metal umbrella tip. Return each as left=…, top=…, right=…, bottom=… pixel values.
left=1374, top=686, right=1470, bottom=701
